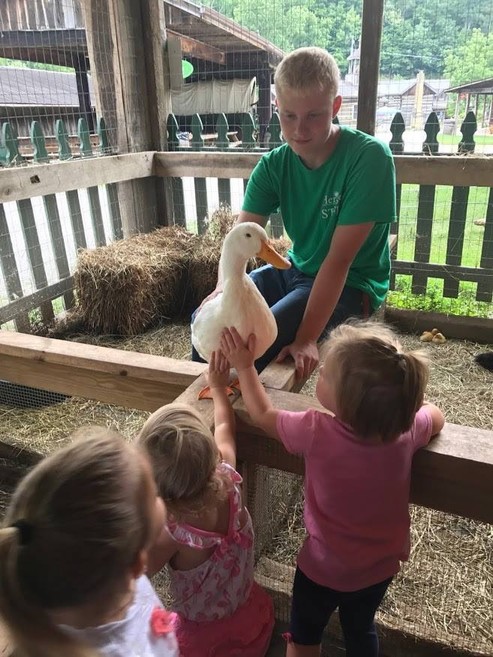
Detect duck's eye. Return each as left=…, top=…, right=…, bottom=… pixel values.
left=245, top=232, right=251, bottom=238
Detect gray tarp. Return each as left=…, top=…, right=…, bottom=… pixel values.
left=171, top=78, right=258, bottom=114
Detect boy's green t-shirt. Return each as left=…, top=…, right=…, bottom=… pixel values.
left=242, top=126, right=397, bottom=309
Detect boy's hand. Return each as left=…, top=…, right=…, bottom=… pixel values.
left=220, top=327, right=256, bottom=371
left=207, top=350, right=231, bottom=389
left=277, top=339, right=319, bottom=380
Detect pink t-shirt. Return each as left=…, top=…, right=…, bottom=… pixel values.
left=276, top=406, right=433, bottom=592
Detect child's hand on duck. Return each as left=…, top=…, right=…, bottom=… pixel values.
left=221, top=327, right=256, bottom=372
left=207, top=350, right=231, bottom=389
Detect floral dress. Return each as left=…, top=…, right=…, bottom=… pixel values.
left=167, top=462, right=274, bottom=656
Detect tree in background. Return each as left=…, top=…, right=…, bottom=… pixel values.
left=205, top=0, right=492, bottom=81
left=444, top=29, right=493, bottom=86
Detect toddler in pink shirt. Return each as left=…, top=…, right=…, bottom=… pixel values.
left=221, top=320, right=444, bottom=657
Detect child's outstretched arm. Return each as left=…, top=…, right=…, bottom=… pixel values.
left=220, top=327, right=281, bottom=441
left=208, top=350, right=237, bottom=467
left=422, top=401, right=445, bottom=437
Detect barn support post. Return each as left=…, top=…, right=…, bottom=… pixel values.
left=256, top=66, right=272, bottom=144
left=357, top=0, right=384, bottom=135
left=82, top=0, right=173, bottom=235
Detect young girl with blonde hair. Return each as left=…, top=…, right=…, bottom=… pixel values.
left=138, top=351, right=274, bottom=657
left=221, top=320, right=445, bottom=657
left=0, top=428, right=179, bottom=657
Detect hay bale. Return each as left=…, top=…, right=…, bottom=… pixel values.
left=186, top=206, right=237, bottom=312
left=74, top=226, right=200, bottom=335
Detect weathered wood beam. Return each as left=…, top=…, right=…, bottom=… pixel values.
left=2, top=153, right=491, bottom=206
left=357, top=0, right=384, bottom=135
left=0, top=332, right=491, bottom=524
left=167, top=29, right=225, bottom=64
left=0, top=152, right=154, bottom=203
left=0, top=332, right=206, bottom=412
left=152, top=152, right=493, bottom=187
left=394, top=154, right=493, bottom=187
left=0, top=276, right=74, bottom=325
left=153, top=150, right=263, bottom=179
left=232, top=391, right=493, bottom=525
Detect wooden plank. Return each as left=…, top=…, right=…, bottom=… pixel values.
left=0, top=152, right=154, bottom=203
left=411, top=185, right=436, bottom=294
left=3, top=154, right=489, bottom=207
left=154, top=152, right=493, bottom=187
left=87, top=186, right=107, bottom=246
left=105, top=183, right=124, bottom=241
left=0, top=332, right=207, bottom=412
left=194, top=177, right=208, bottom=234
left=444, top=186, right=469, bottom=298
left=217, top=178, right=232, bottom=207
left=232, top=390, right=493, bottom=524
left=0, top=276, right=74, bottom=325
left=140, top=0, right=174, bottom=227
left=42, top=194, right=75, bottom=308
left=411, top=422, right=493, bottom=524
left=391, top=260, right=491, bottom=285
left=394, top=155, right=493, bottom=187
left=106, top=0, right=161, bottom=235
left=0, top=203, right=30, bottom=332
left=17, top=198, right=54, bottom=324
left=356, top=0, right=384, bottom=135
left=154, top=151, right=264, bottom=180
left=168, top=29, right=225, bottom=65
left=476, top=186, right=493, bottom=302
left=65, top=189, right=87, bottom=250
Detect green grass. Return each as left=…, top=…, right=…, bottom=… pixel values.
left=396, top=185, right=489, bottom=266
left=387, top=276, right=493, bottom=318
left=391, top=184, right=493, bottom=317
left=438, top=134, right=493, bottom=146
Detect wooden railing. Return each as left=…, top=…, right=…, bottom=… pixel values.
left=0, top=116, right=123, bottom=331
left=0, top=113, right=492, bottom=333
left=0, top=331, right=492, bottom=656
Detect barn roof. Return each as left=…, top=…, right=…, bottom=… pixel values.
left=444, top=78, right=493, bottom=94
left=0, top=66, right=93, bottom=107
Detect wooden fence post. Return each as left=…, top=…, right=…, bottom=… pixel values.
left=82, top=0, right=172, bottom=236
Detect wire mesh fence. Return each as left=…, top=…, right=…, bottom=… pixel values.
left=0, top=1, right=492, bottom=653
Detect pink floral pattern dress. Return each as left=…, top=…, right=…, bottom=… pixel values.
left=167, top=462, right=274, bottom=656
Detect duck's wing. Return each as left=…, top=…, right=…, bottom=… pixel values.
left=191, top=293, right=229, bottom=362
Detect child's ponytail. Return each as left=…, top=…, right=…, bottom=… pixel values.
left=0, top=526, right=96, bottom=657
left=0, top=427, right=155, bottom=657
left=398, top=350, right=429, bottom=431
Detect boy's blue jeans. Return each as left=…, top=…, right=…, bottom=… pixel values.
left=191, top=262, right=373, bottom=372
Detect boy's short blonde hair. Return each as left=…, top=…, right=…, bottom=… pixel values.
left=274, top=47, right=340, bottom=99
left=323, top=321, right=429, bottom=443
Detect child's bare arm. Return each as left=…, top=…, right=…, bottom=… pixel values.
left=146, top=526, right=178, bottom=576
left=422, top=401, right=445, bottom=437
left=220, top=328, right=281, bottom=441
left=208, top=351, right=237, bottom=467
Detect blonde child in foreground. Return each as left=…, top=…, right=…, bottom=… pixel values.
left=138, top=351, right=274, bottom=657
left=0, top=428, right=179, bottom=657
left=221, top=321, right=445, bottom=657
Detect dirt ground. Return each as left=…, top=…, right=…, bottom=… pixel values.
left=0, top=322, right=492, bottom=655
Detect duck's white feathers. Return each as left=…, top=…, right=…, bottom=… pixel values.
left=192, top=277, right=277, bottom=361
left=191, top=222, right=279, bottom=363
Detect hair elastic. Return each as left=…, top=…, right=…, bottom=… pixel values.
left=11, top=519, right=34, bottom=545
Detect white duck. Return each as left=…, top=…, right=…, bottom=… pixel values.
left=192, top=222, right=290, bottom=392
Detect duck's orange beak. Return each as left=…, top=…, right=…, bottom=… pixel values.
left=257, top=240, right=291, bottom=269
